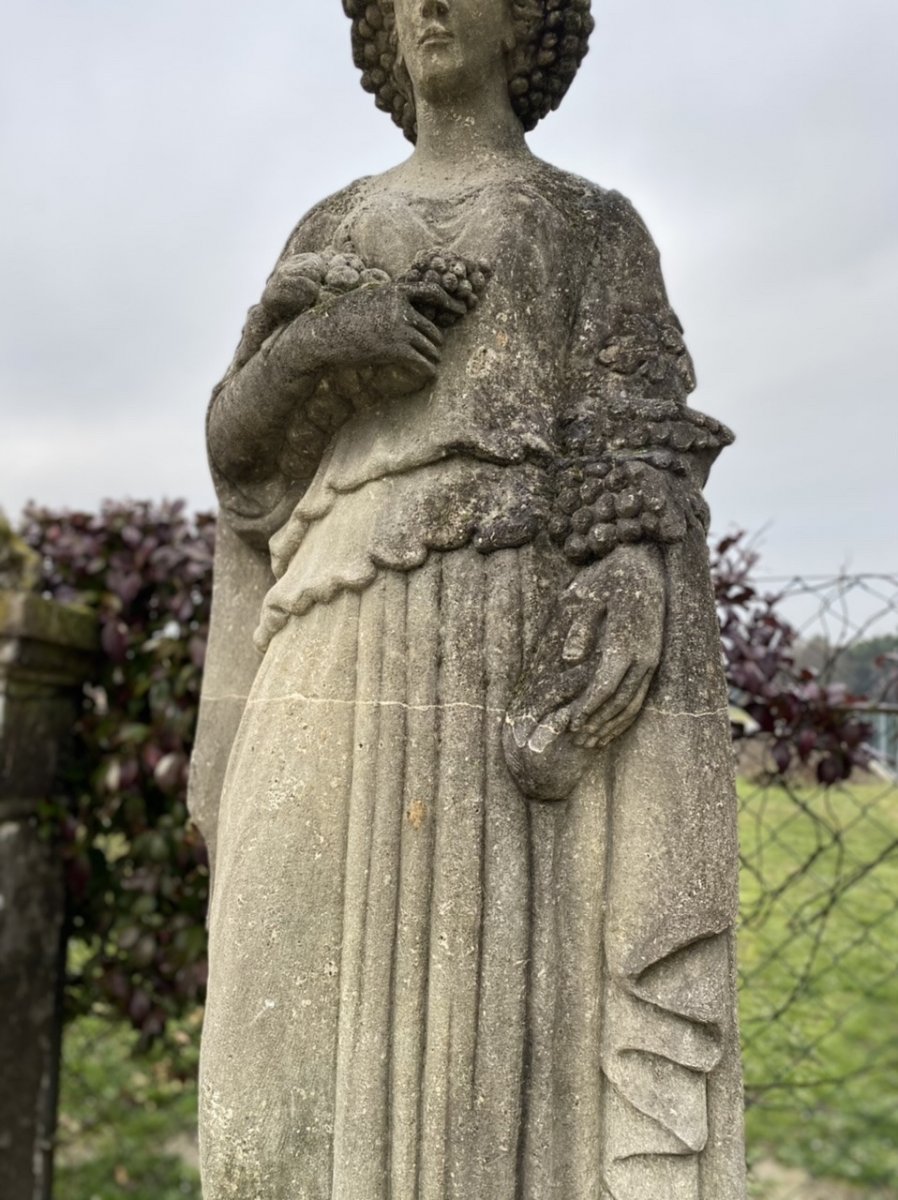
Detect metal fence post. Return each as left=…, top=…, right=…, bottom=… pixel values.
left=0, top=583, right=96, bottom=1200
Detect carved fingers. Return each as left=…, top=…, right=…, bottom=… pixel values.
left=400, top=251, right=492, bottom=327
left=568, top=544, right=666, bottom=748
left=561, top=592, right=605, bottom=664
left=569, top=662, right=657, bottom=749
left=507, top=591, right=594, bottom=735
left=502, top=703, right=592, bottom=803
left=502, top=574, right=598, bottom=801
left=405, top=308, right=444, bottom=345
left=503, top=544, right=667, bottom=800
left=401, top=325, right=442, bottom=368
left=300, top=283, right=440, bottom=382
left=401, top=280, right=468, bottom=321
left=398, top=306, right=446, bottom=373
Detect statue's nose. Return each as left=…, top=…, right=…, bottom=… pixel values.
left=421, top=0, right=450, bottom=18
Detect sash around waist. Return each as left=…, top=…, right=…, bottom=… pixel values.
left=255, top=456, right=553, bottom=652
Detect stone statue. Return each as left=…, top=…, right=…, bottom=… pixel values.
left=189, top=2, right=748, bottom=1197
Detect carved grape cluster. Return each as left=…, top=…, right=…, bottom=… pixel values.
left=261, top=245, right=392, bottom=322
left=342, top=0, right=594, bottom=141
left=550, top=454, right=710, bottom=564
left=260, top=244, right=490, bottom=331
left=400, top=250, right=492, bottom=327
left=561, top=397, right=734, bottom=466
left=253, top=242, right=491, bottom=423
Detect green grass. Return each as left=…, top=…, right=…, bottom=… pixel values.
left=739, top=777, right=898, bottom=1195
left=55, top=1012, right=201, bottom=1200
left=56, top=779, right=898, bottom=1198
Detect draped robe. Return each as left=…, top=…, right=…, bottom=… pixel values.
left=190, top=164, right=747, bottom=1200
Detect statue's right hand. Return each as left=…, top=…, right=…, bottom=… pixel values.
left=298, top=281, right=465, bottom=385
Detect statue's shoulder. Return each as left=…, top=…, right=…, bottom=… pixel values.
left=280, top=175, right=375, bottom=258
left=533, top=162, right=652, bottom=246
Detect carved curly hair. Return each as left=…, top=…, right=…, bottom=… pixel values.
left=341, top=0, right=594, bottom=142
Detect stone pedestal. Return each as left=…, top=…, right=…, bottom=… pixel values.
left=0, top=590, right=96, bottom=1200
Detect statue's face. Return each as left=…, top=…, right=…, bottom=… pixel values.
left=393, top=0, right=515, bottom=104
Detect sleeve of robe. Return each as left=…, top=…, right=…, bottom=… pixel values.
left=187, top=188, right=358, bottom=884
left=562, top=190, right=747, bottom=1195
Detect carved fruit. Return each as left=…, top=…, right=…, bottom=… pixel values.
left=571, top=506, right=594, bottom=534
left=399, top=248, right=492, bottom=326
left=262, top=271, right=321, bottom=321
left=587, top=525, right=617, bottom=558
left=286, top=252, right=328, bottom=282
left=615, top=490, right=642, bottom=519
left=324, top=265, right=362, bottom=292
left=617, top=518, right=643, bottom=543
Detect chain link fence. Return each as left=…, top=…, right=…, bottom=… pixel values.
left=738, top=573, right=898, bottom=1199
left=53, top=572, right=898, bottom=1200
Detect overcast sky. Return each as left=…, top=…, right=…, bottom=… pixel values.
left=2, top=0, right=896, bottom=576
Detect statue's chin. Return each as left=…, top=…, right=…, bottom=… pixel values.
left=501, top=715, right=594, bottom=803
left=409, top=56, right=486, bottom=107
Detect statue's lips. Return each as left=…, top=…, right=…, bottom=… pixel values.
left=419, top=29, right=454, bottom=47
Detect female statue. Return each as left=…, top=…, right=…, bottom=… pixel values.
left=190, top=1, right=747, bottom=1197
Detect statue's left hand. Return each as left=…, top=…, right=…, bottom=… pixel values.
left=503, top=543, right=666, bottom=800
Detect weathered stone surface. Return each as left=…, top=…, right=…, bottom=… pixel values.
left=192, top=2, right=747, bottom=1196
left=0, top=585, right=97, bottom=1200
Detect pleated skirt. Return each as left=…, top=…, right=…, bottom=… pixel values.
left=199, top=545, right=745, bottom=1199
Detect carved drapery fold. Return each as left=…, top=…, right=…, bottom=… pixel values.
left=194, top=171, right=746, bottom=1198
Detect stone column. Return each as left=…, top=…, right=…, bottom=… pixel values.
left=0, top=579, right=97, bottom=1200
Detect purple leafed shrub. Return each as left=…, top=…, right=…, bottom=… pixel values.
left=18, top=505, right=876, bottom=1040
left=21, top=501, right=214, bottom=1043
left=713, top=532, right=874, bottom=785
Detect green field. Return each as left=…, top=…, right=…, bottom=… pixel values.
left=739, top=778, right=898, bottom=1196
left=55, top=779, right=898, bottom=1199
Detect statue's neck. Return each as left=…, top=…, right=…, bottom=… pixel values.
left=408, top=84, right=532, bottom=182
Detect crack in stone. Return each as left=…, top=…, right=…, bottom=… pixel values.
left=205, top=694, right=730, bottom=723
left=643, top=704, right=730, bottom=720
left=243, top=691, right=508, bottom=719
